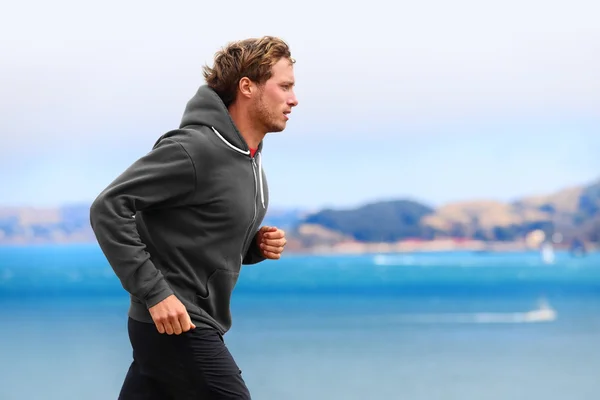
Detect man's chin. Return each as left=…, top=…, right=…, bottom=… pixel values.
left=267, top=124, right=286, bottom=134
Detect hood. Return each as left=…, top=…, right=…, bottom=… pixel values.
left=179, top=85, right=261, bottom=153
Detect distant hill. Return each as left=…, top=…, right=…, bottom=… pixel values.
left=0, top=204, right=95, bottom=244
left=261, top=208, right=309, bottom=230
left=302, top=200, right=435, bottom=242
left=0, top=178, right=598, bottom=250
left=289, top=177, right=600, bottom=248
left=0, top=204, right=306, bottom=245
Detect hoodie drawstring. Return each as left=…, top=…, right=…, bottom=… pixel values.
left=211, top=126, right=265, bottom=209
left=258, top=152, right=265, bottom=209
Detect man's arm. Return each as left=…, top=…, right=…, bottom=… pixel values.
left=90, top=137, right=196, bottom=308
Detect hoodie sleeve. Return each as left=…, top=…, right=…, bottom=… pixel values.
left=89, top=138, right=196, bottom=308
left=242, top=231, right=267, bottom=265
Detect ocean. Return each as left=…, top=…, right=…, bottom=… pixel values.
left=0, top=244, right=599, bottom=400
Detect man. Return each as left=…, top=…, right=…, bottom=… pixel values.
left=89, top=36, right=299, bottom=399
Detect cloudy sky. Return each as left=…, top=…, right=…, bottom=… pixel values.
left=1, top=0, right=598, bottom=210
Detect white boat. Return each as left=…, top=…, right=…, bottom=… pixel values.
left=541, top=242, right=555, bottom=264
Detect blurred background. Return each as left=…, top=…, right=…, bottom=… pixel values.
left=1, top=0, right=599, bottom=399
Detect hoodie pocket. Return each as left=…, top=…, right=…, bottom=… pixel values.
left=195, top=268, right=240, bottom=331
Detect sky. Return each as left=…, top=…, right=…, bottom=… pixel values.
left=1, top=0, right=599, bottom=210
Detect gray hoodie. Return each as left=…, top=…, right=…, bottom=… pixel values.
left=89, top=85, right=269, bottom=334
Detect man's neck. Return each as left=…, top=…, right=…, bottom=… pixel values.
left=228, top=103, right=265, bottom=150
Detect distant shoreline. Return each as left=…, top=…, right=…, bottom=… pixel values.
left=1, top=176, right=598, bottom=252
left=287, top=239, right=597, bottom=255
left=1, top=238, right=595, bottom=255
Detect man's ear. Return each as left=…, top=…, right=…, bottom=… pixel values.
left=238, top=77, right=253, bottom=99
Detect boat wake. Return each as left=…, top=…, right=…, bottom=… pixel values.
left=368, top=299, right=557, bottom=325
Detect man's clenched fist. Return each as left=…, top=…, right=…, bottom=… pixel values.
left=256, top=226, right=287, bottom=260
left=148, top=294, right=196, bottom=335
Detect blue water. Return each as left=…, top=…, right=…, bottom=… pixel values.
left=1, top=244, right=599, bottom=399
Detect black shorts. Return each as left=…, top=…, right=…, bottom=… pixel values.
left=118, top=318, right=251, bottom=399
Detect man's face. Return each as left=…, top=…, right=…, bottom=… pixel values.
left=252, top=58, right=298, bottom=133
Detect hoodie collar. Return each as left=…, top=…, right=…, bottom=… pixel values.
left=179, top=85, right=263, bottom=155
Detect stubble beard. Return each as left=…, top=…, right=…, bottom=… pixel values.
left=252, top=93, right=285, bottom=134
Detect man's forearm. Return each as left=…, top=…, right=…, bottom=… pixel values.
left=90, top=194, right=174, bottom=307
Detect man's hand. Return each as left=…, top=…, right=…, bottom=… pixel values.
left=257, top=226, right=287, bottom=260
left=148, top=294, right=196, bottom=335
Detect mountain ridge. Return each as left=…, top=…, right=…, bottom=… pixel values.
left=288, top=178, right=599, bottom=251
left=0, top=178, right=597, bottom=251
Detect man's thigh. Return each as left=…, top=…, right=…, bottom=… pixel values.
left=178, top=327, right=251, bottom=399
left=124, top=318, right=251, bottom=399
left=118, top=359, right=171, bottom=400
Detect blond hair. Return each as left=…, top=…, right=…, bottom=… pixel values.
left=203, top=36, right=294, bottom=107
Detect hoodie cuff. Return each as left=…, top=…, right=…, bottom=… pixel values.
left=242, top=232, right=267, bottom=265
left=144, top=278, right=175, bottom=309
